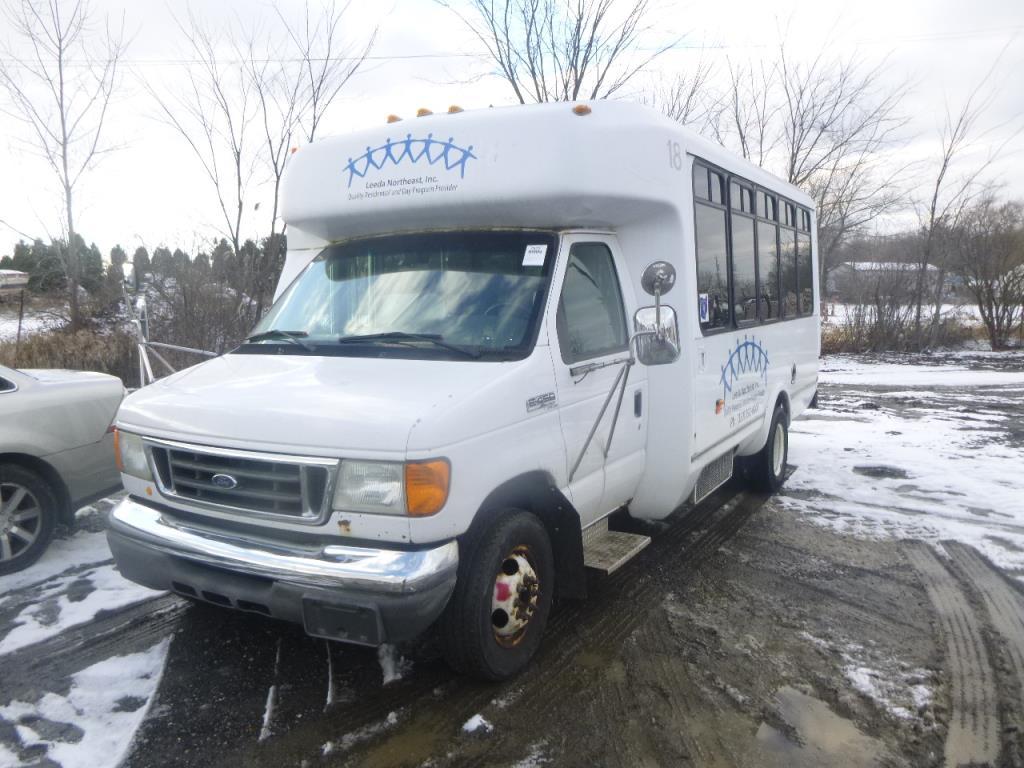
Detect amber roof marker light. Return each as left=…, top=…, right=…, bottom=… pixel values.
left=386, top=114, right=402, bottom=124
left=416, top=108, right=433, bottom=117
left=572, top=104, right=592, bottom=116
left=448, top=105, right=464, bottom=114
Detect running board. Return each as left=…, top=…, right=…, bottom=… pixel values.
left=582, top=518, right=651, bottom=574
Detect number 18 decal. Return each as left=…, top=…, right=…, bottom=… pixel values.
left=667, top=140, right=682, bottom=171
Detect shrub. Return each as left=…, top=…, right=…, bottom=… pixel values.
left=0, top=328, right=136, bottom=385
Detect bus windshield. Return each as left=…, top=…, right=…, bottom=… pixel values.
left=244, top=230, right=558, bottom=361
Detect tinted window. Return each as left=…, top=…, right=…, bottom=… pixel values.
left=556, top=243, right=628, bottom=364
left=695, top=203, right=730, bottom=331
left=0, top=377, right=14, bottom=393
left=693, top=165, right=709, bottom=200
left=730, top=182, right=742, bottom=210
left=757, top=221, right=780, bottom=320
left=797, top=233, right=814, bottom=315
left=731, top=214, right=757, bottom=323
left=781, top=228, right=798, bottom=317
left=710, top=171, right=724, bottom=204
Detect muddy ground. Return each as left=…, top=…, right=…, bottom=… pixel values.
left=2, top=352, right=1024, bottom=768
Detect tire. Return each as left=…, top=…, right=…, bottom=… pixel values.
left=440, top=510, right=554, bottom=681
left=748, top=405, right=789, bottom=493
left=0, top=464, right=58, bottom=575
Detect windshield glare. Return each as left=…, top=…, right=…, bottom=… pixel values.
left=248, top=231, right=557, bottom=360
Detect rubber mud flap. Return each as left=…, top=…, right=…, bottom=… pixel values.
left=302, top=597, right=384, bottom=646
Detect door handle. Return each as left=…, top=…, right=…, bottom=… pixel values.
left=634, top=389, right=642, bottom=417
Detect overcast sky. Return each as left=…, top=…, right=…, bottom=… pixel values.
left=0, top=0, right=1021, bottom=259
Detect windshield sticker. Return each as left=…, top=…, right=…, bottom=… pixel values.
left=344, top=134, right=477, bottom=202
left=698, top=293, right=710, bottom=323
left=523, top=244, right=548, bottom=267
left=719, top=336, right=769, bottom=428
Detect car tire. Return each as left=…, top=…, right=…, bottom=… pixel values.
left=440, top=510, right=554, bottom=681
left=746, top=405, right=789, bottom=493
left=0, top=464, right=58, bottom=575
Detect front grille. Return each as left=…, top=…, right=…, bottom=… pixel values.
left=148, top=442, right=332, bottom=520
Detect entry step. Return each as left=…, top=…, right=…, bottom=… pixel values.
left=582, top=519, right=651, bottom=574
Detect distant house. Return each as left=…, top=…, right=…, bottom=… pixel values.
left=0, top=269, right=29, bottom=299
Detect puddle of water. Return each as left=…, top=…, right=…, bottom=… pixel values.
left=751, top=686, right=888, bottom=768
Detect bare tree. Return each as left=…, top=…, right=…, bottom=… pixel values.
left=147, top=8, right=257, bottom=262
left=911, top=67, right=1020, bottom=349
left=442, top=0, right=672, bottom=103
left=0, top=0, right=126, bottom=329
left=659, top=42, right=909, bottom=293
left=642, top=53, right=720, bottom=134
left=147, top=1, right=373, bottom=315
left=950, top=196, right=1024, bottom=350
left=246, top=1, right=375, bottom=313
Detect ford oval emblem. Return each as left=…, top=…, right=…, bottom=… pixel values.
left=211, top=473, right=238, bottom=490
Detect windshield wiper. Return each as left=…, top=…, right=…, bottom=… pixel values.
left=243, top=330, right=316, bottom=352
left=336, top=332, right=482, bottom=359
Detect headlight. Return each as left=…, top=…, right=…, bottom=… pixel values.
left=114, top=430, right=152, bottom=481
left=333, top=460, right=405, bottom=514
left=332, top=459, right=450, bottom=517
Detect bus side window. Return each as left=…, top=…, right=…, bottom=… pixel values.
left=797, top=231, right=814, bottom=315
left=757, top=220, right=780, bottom=320
left=781, top=227, right=798, bottom=317
left=695, top=202, right=730, bottom=332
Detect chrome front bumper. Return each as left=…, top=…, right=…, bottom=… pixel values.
left=107, top=497, right=458, bottom=594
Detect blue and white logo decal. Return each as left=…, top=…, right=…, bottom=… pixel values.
left=718, top=336, right=770, bottom=426
left=344, top=133, right=477, bottom=189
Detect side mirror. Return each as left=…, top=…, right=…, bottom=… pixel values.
left=633, top=305, right=680, bottom=365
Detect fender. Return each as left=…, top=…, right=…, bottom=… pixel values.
left=462, top=470, right=586, bottom=600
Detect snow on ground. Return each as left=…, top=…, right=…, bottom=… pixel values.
left=0, top=495, right=164, bottom=656
left=0, top=561, right=162, bottom=655
left=0, top=307, right=60, bottom=342
left=0, top=640, right=169, bottom=768
left=783, top=354, right=1024, bottom=578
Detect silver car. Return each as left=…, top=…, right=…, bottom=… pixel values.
left=0, top=364, right=124, bottom=573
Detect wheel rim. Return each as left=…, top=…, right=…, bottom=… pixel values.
left=0, top=482, right=42, bottom=563
left=771, top=423, right=786, bottom=477
left=490, top=545, right=540, bottom=647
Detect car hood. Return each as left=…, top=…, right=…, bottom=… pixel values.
left=116, top=352, right=518, bottom=456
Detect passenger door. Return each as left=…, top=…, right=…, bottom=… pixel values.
left=549, top=236, right=647, bottom=527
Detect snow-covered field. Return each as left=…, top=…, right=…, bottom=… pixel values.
left=784, top=353, right=1024, bottom=578
left=0, top=310, right=57, bottom=342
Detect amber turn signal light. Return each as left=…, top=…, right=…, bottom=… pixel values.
left=405, top=459, right=451, bottom=517
left=113, top=428, right=123, bottom=472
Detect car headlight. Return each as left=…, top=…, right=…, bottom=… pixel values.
left=333, top=459, right=450, bottom=517
left=114, top=430, right=153, bottom=481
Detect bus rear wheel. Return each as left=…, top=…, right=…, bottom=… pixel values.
left=440, top=510, right=553, bottom=681
left=746, top=405, right=789, bottom=493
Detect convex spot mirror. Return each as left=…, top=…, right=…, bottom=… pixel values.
left=640, top=261, right=676, bottom=297
left=633, top=306, right=680, bottom=365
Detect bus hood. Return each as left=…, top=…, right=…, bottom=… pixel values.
left=116, top=353, right=518, bottom=456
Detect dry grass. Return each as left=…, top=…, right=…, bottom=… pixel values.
left=0, top=328, right=136, bottom=384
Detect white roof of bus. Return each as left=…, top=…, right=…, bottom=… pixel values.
left=281, top=100, right=813, bottom=244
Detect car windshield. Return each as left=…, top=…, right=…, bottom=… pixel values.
left=243, top=230, right=558, bottom=361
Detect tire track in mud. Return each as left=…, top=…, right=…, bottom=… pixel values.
left=944, top=542, right=1024, bottom=760
left=903, top=542, right=1000, bottom=768
left=225, top=483, right=765, bottom=768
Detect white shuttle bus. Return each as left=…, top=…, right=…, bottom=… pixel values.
left=107, top=101, right=819, bottom=680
